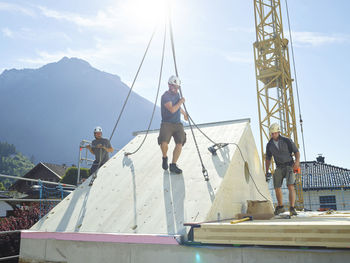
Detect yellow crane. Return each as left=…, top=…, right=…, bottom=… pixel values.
left=252, top=0, right=304, bottom=208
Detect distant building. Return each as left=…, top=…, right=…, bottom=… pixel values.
left=268, top=156, right=350, bottom=211
left=0, top=193, right=14, bottom=217
left=301, top=157, right=350, bottom=211
left=10, top=162, right=68, bottom=198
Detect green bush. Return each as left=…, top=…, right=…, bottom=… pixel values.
left=60, top=167, right=90, bottom=185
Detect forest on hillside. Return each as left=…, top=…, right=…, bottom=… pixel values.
left=0, top=141, right=34, bottom=190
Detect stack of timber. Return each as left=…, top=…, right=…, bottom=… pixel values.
left=193, top=214, right=350, bottom=248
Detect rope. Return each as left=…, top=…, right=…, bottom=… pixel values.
left=187, top=115, right=269, bottom=200
left=284, top=0, right=307, bottom=162
left=167, top=3, right=269, bottom=190
left=125, top=23, right=167, bottom=156
left=284, top=0, right=310, bottom=210
left=188, top=115, right=217, bottom=145
left=168, top=4, right=209, bottom=181
left=109, top=26, right=158, bottom=141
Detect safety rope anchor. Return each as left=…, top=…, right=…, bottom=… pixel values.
left=202, top=167, right=209, bottom=181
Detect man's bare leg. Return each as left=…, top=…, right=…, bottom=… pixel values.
left=169, top=144, right=183, bottom=174
left=287, top=184, right=296, bottom=207
left=161, top=142, right=169, bottom=170
left=172, top=144, right=182, bottom=164
left=161, top=142, right=168, bottom=158
left=275, top=187, right=283, bottom=206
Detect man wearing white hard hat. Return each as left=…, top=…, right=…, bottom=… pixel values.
left=87, top=126, right=114, bottom=175
left=158, top=75, right=188, bottom=174
left=265, top=123, right=300, bottom=216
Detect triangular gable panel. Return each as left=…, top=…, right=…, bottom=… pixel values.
left=31, top=119, right=272, bottom=235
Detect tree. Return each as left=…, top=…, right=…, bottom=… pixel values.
left=1, top=179, right=12, bottom=189
left=0, top=141, right=35, bottom=190
left=30, top=155, right=36, bottom=164
left=0, top=153, right=34, bottom=177
left=60, top=167, right=90, bottom=185
left=0, top=182, right=5, bottom=191
left=0, top=142, right=16, bottom=157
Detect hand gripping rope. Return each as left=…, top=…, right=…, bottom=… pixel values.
left=168, top=5, right=209, bottom=181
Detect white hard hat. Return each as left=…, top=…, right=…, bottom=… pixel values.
left=269, top=123, right=280, bottom=134
left=94, top=126, right=102, bottom=133
left=168, top=75, right=181, bottom=87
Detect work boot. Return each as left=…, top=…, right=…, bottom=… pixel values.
left=274, top=205, right=285, bottom=215
left=162, top=157, right=168, bottom=170
left=289, top=206, right=298, bottom=216
left=169, top=163, right=182, bottom=174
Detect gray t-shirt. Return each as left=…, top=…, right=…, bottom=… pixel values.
left=266, top=136, right=298, bottom=166
left=91, top=138, right=112, bottom=165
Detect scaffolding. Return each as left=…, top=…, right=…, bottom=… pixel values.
left=77, top=140, right=94, bottom=185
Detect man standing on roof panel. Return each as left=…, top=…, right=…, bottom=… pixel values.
left=87, top=126, right=114, bottom=175
left=158, top=75, right=188, bottom=174
left=265, top=123, right=300, bottom=216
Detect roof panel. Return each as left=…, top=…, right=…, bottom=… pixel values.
left=30, top=119, right=272, bottom=235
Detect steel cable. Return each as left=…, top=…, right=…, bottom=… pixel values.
left=168, top=4, right=209, bottom=181
left=125, top=23, right=167, bottom=156
left=109, top=26, right=158, bottom=141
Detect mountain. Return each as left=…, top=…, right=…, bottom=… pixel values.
left=0, top=57, right=161, bottom=165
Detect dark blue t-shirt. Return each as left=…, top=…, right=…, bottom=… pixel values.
left=161, top=91, right=181, bottom=123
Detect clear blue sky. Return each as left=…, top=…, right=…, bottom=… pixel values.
left=1, top=0, right=349, bottom=168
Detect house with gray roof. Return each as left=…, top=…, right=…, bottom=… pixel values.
left=9, top=162, right=68, bottom=198
left=301, top=157, right=350, bottom=211
left=268, top=156, right=350, bottom=210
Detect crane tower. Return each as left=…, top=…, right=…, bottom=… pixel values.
left=252, top=0, right=303, bottom=207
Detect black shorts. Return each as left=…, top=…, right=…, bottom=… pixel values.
left=158, top=122, right=186, bottom=145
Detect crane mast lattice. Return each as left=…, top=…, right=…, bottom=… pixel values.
left=253, top=0, right=303, bottom=208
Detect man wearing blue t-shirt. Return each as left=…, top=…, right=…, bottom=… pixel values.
left=158, top=75, right=188, bottom=174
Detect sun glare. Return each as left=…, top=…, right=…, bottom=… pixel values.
left=121, top=0, right=169, bottom=29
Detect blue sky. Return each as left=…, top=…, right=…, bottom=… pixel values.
left=1, top=0, right=349, bottom=168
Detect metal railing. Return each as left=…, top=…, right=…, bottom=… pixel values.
left=0, top=255, right=19, bottom=262
left=0, top=198, right=63, bottom=202
left=0, top=174, right=76, bottom=188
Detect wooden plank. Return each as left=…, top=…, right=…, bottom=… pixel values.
left=193, top=238, right=350, bottom=248
left=193, top=217, right=350, bottom=248
left=206, top=227, right=350, bottom=232
left=195, top=231, right=350, bottom=239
